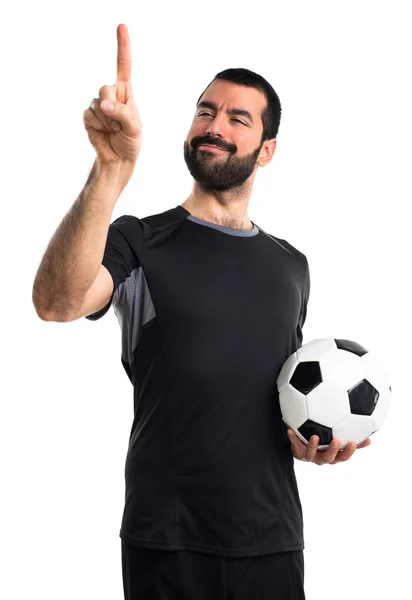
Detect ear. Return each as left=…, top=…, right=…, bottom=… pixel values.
left=257, top=138, right=277, bottom=167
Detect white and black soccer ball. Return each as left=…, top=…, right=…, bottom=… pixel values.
left=276, top=338, right=392, bottom=450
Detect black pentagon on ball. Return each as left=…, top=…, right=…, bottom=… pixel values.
left=290, top=361, right=322, bottom=394
left=298, top=420, right=333, bottom=445
left=334, top=339, right=368, bottom=357
left=348, top=379, right=379, bottom=415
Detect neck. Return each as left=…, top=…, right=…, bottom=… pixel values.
left=181, top=182, right=254, bottom=230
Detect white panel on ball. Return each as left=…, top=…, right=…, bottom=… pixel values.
left=333, top=414, right=374, bottom=448
left=305, top=381, right=351, bottom=428
left=360, top=351, right=392, bottom=392
left=372, top=387, right=392, bottom=431
left=320, top=349, right=364, bottom=391
left=278, top=384, right=308, bottom=431
left=277, top=352, right=299, bottom=392
left=295, top=338, right=336, bottom=362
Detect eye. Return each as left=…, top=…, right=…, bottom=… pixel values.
left=198, top=112, right=246, bottom=125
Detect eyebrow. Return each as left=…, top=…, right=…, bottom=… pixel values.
left=196, top=100, right=254, bottom=124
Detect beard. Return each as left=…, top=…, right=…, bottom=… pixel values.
left=183, top=136, right=264, bottom=191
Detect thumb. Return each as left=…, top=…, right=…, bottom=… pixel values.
left=101, top=100, right=115, bottom=112
left=101, top=100, right=137, bottom=136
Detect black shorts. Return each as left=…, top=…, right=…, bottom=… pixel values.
left=121, top=539, right=305, bottom=600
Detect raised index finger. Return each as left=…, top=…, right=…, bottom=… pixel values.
left=116, top=23, right=132, bottom=83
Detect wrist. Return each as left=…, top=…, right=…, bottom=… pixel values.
left=96, top=157, right=135, bottom=177
left=94, top=158, right=136, bottom=191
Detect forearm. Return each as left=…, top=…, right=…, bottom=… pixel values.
left=32, top=159, right=135, bottom=320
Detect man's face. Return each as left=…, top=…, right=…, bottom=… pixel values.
left=184, top=80, right=269, bottom=191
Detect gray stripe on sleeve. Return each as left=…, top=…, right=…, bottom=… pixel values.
left=113, top=266, right=156, bottom=371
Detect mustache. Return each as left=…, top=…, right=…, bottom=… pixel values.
left=192, top=137, right=234, bottom=153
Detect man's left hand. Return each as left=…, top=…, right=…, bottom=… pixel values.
left=287, top=429, right=371, bottom=465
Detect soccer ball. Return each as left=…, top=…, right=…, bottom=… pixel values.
left=276, top=338, right=392, bottom=450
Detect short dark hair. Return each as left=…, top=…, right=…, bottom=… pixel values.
left=196, top=68, right=282, bottom=143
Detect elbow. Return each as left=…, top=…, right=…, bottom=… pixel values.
left=33, top=302, right=68, bottom=322
left=33, top=304, right=56, bottom=321
left=32, top=289, right=72, bottom=322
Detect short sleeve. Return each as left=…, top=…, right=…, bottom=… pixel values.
left=85, top=216, right=140, bottom=321
left=296, top=258, right=310, bottom=348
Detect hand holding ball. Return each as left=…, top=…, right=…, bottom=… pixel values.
left=276, top=338, right=392, bottom=451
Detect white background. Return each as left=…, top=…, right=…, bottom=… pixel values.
left=1, top=1, right=411, bottom=598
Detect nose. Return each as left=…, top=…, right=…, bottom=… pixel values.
left=205, top=114, right=226, bottom=138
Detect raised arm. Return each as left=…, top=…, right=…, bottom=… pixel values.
left=32, top=24, right=142, bottom=322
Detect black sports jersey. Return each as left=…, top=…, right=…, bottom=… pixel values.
left=86, top=205, right=310, bottom=558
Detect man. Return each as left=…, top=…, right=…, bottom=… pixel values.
left=33, top=23, right=370, bottom=600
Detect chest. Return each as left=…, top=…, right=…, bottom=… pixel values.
left=143, top=236, right=303, bottom=341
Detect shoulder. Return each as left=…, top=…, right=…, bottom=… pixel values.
left=111, top=206, right=186, bottom=231
left=257, top=225, right=309, bottom=272
left=110, top=207, right=187, bottom=250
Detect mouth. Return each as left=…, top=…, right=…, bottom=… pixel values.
left=198, top=144, right=229, bottom=153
